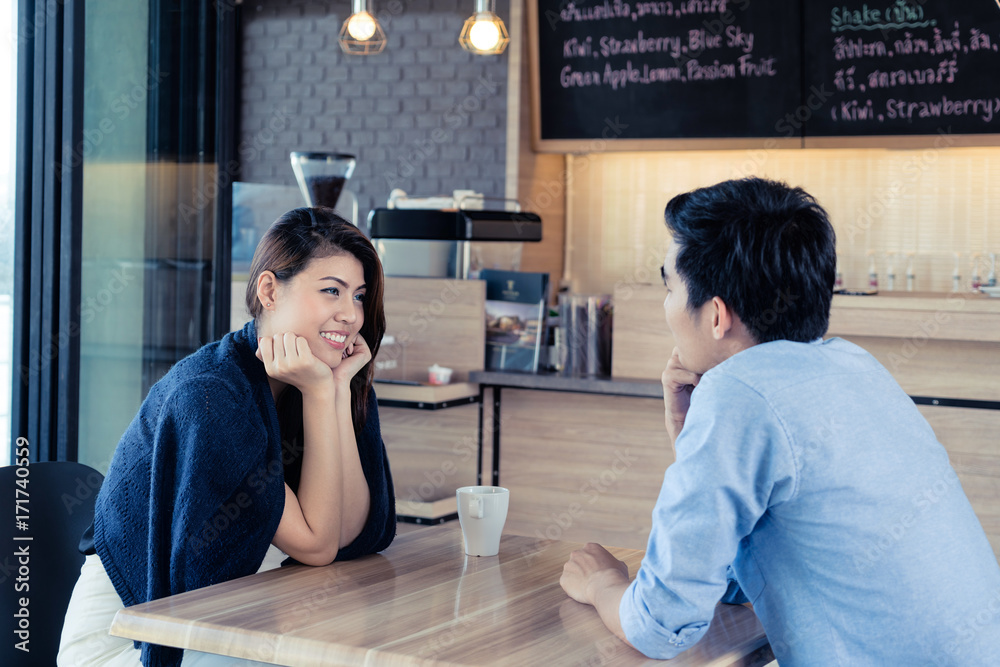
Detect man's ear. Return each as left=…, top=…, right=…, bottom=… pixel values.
left=710, top=296, right=734, bottom=340
left=256, top=271, right=278, bottom=310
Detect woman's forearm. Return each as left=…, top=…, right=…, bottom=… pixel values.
left=331, top=385, right=371, bottom=543
left=276, top=382, right=369, bottom=564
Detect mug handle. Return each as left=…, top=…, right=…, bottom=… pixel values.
left=471, top=496, right=484, bottom=519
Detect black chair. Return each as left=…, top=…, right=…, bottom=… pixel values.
left=0, top=462, right=104, bottom=667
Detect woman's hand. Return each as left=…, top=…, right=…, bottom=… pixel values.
left=662, top=347, right=702, bottom=449
left=332, top=334, right=372, bottom=388
left=257, top=332, right=333, bottom=392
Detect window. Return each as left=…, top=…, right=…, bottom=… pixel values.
left=1, top=2, right=16, bottom=466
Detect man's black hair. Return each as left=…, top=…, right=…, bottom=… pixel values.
left=664, top=177, right=836, bottom=344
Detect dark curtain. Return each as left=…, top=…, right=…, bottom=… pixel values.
left=12, top=0, right=85, bottom=461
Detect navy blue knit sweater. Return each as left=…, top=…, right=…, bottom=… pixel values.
left=93, top=320, right=395, bottom=667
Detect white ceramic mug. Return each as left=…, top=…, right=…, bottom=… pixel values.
left=456, top=486, right=509, bottom=556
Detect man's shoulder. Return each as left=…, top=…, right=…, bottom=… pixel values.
left=704, top=338, right=880, bottom=396
left=715, top=337, right=873, bottom=376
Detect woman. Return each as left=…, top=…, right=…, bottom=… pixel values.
left=59, top=208, right=396, bottom=667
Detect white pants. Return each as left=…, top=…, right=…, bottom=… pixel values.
left=58, top=548, right=286, bottom=667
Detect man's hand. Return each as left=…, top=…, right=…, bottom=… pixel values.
left=560, top=543, right=630, bottom=605
left=662, top=347, right=702, bottom=449
left=560, top=543, right=634, bottom=647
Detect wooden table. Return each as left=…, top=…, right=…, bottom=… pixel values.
left=110, top=524, right=772, bottom=666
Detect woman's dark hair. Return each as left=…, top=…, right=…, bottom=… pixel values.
left=245, top=207, right=386, bottom=433
left=664, top=177, right=836, bottom=344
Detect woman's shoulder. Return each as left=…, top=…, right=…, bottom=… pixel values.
left=147, top=331, right=263, bottom=411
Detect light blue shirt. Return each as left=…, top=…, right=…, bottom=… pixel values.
left=620, top=338, right=1000, bottom=665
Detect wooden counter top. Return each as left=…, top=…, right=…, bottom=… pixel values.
left=829, top=291, right=1000, bottom=343
left=109, top=524, right=772, bottom=666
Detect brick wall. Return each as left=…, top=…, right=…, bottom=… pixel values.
left=239, top=0, right=509, bottom=227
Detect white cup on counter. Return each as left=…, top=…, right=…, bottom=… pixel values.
left=427, top=364, right=453, bottom=385
left=457, top=486, right=509, bottom=556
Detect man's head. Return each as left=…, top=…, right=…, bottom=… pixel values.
left=661, top=178, right=836, bottom=368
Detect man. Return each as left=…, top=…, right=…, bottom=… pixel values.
left=560, top=177, right=1000, bottom=665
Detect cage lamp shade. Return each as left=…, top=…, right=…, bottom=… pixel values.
left=459, top=0, right=509, bottom=55
left=339, top=0, right=386, bottom=55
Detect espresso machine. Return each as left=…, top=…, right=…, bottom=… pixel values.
left=367, top=192, right=542, bottom=279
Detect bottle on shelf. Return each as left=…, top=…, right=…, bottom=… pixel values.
left=952, top=252, right=962, bottom=293
left=885, top=252, right=896, bottom=292
left=987, top=253, right=997, bottom=288
left=866, top=250, right=878, bottom=289
left=970, top=252, right=983, bottom=291
left=905, top=252, right=916, bottom=292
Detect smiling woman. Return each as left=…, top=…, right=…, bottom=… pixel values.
left=58, top=207, right=396, bottom=667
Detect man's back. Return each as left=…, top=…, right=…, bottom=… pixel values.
left=625, top=337, right=1000, bottom=665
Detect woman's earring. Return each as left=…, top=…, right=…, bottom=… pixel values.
left=266, top=302, right=272, bottom=307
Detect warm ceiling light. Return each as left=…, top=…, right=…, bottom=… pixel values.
left=459, top=0, right=509, bottom=56
left=339, top=0, right=386, bottom=55
left=347, top=12, right=377, bottom=41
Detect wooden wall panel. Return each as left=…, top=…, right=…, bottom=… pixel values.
left=828, top=292, right=1000, bottom=343
left=612, top=284, right=1000, bottom=399
left=836, top=336, right=999, bottom=401
left=919, top=406, right=1000, bottom=558
left=611, top=283, right=672, bottom=380
left=498, top=389, right=669, bottom=550
left=381, top=404, right=481, bottom=505
left=381, top=277, right=485, bottom=383
left=561, top=148, right=1000, bottom=297
left=494, top=389, right=1000, bottom=560
left=516, top=16, right=566, bottom=287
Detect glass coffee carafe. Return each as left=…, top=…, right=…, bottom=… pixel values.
left=289, top=151, right=356, bottom=209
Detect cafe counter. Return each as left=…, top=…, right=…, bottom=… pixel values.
left=377, top=279, right=1000, bottom=557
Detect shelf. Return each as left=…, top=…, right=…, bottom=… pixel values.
left=374, top=381, right=481, bottom=409
left=829, top=291, right=1000, bottom=343
left=395, top=496, right=459, bottom=524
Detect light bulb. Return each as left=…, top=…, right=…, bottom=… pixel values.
left=469, top=17, right=501, bottom=51
left=347, top=12, right=377, bottom=41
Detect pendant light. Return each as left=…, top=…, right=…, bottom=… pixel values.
left=338, top=0, right=386, bottom=55
left=459, top=0, right=509, bottom=56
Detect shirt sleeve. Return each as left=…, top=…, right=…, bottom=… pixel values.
left=619, top=373, right=796, bottom=659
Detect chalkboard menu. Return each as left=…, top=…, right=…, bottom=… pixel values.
left=803, top=0, right=1000, bottom=137
left=532, top=0, right=802, bottom=142
left=529, top=0, right=1000, bottom=148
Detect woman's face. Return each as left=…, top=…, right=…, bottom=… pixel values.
left=265, top=252, right=367, bottom=370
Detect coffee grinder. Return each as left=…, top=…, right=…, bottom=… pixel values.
left=290, top=151, right=356, bottom=210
